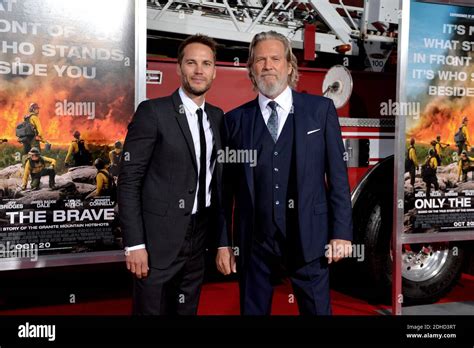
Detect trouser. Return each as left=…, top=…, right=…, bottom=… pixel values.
left=30, top=168, right=56, bottom=190
left=409, top=165, right=416, bottom=186
left=240, top=231, right=331, bottom=316
left=457, top=142, right=466, bottom=155
left=425, top=176, right=439, bottom=196
left=23, top=138, right=40, bottom=155
left=132, top=209, right=209, bottom=315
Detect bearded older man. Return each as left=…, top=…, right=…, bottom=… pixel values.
left=216, top=31, right=353, bottom=315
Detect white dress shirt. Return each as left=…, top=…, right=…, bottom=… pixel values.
left=258, top=86, right=293, bottom=138
left=125, top=88, right=215, bottom=252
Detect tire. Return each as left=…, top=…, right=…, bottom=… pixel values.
left=356, top=191, right=465, bottom=304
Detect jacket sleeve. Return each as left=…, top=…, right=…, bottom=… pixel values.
left=324, top=99, right=353, bottom=241
left=31, top=116, right=43, bottom=138
left=117, top=101, right=159, bottom=248
left=43, top=156, right=56, bottom=168
left=217, top=112, right=238, bottom=248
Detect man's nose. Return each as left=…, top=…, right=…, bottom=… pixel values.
left=194, top=63, right=204, bottom=74
left=262, top=58, right=273, bottom=70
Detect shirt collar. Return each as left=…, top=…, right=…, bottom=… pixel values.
left=258, top=86, right=293, bottom=113
left=179, top=87, right=205, bottom=115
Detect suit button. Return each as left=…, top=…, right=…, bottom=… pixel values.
left=274, top=168, right=279, bottom=172
left=188, top=189, right=195, bottom=194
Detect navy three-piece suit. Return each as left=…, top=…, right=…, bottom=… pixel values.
left=218, top=90, right=353, bottom=315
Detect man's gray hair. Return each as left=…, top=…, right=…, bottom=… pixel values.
left=247, top=31, right=299, bottom=89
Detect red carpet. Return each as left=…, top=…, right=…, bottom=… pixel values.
left=2, top=274, right=472, bottom=315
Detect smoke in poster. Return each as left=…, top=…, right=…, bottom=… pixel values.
left=0, top=0, right=136, bottom=260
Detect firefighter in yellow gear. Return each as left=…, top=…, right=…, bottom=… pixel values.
left=435, top=135, right=449, bottom=159
left=458, top=150, right=474, bottom=182
left=407, top=138, right=418, bottom=186
left=422, top=148, right=439, bottom=196
left=108, top=140, right=122, bottom=178
left=456, top=116, right=470, bottom=154
left=21, top=147, right=57, bottom=190
left=86, top=158, right=112, bottom=199
left=21, top=103, right=47, bottom=154
left=65, top=130, right=91, bottom=167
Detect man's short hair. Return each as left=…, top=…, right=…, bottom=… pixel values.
left=177, top=34, right=217, bottom=65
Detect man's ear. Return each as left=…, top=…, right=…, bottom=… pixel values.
left=176, top=63, right=182, bottom=77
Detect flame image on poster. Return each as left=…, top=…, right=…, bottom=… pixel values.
left=0, top=0, right=136, bottom=260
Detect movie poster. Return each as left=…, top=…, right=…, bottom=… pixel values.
left=0, top=0, right=136, bottom=263
left=403, top=0, right=474, bottom=234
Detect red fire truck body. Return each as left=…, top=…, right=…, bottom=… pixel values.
left=146, top=57, right=470, bottom=304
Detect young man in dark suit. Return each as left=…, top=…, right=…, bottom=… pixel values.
left=216, top=31, right=353, bottom=315
left=118, top=34, right=224, bottom=315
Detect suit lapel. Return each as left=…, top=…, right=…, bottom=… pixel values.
left=292, top=90, right=309, bottom=193
left=242, top=98, right=258, bottom=206
left=172, top=89, right=198, bottom=174
left=205, top=104, right=222, bottom=190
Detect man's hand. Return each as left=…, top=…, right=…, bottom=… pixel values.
left=126, top=248, right=149, bottom=279
left=216, top=247, right=236, bottom=275
left=326, top=239, right=352, bottom=264
left=21, top=185, right=26, bottom=191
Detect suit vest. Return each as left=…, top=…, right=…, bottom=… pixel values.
left=253, top=108, right=298, bottom=243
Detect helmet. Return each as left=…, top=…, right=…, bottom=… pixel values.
left=73, top=130, right=81, bottom=139
left=94, top=158, right=106, bottom=170
left=114, top=141, right=122, bottom=149
left=28, top=103, right=39, bottom=113
left=463, top=116, right=468, bottom=123
left=28, top=147, right=40, bottom=155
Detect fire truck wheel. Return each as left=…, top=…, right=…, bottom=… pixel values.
left=360, top=192, right=465, bottom=304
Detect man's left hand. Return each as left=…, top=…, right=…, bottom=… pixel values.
left=327, top=239, right=352, bottom=264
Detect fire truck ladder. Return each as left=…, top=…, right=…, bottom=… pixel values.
left=147, top=0, right=400, bottom=69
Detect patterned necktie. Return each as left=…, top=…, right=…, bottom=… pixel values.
left=196, top=108, right=206, bottom=212
left=267, top=101, right=279, bottom=143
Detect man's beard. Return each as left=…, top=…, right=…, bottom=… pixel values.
left=255, top=74, right=287, bottom=98
left=182, top=77, right=211, bottom=97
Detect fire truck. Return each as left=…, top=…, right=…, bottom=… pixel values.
left=145, top=0, right=473, bottom=304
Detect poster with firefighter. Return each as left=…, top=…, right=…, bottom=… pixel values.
left=0, top=0, right=136, bottom=262
left=404, top=0, right=474, bottom=233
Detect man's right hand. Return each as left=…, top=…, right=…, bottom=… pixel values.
left=126, top=248, right=149, bottom=279
left=216, top=247, right=236, bottom=275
